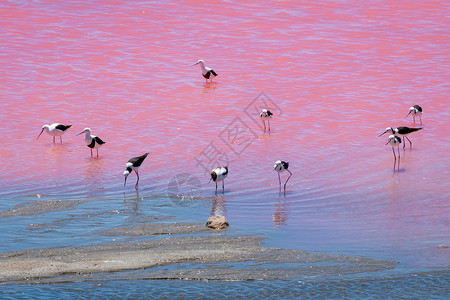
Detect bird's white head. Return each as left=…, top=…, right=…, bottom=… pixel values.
left=379, top=127, right=393, bottom=137
left=193, top=59, right=205, bottom=66
left=36, top=125, right=50, bottom=140
left=386, top=134, right=400, bottom=146
left=76, top=128, right=91, bottom=136
left=274, top=160, right=282, bottom=171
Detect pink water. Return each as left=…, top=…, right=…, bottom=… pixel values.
left=0, top=0, right=449, bottom=276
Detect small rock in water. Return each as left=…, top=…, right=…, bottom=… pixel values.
left=206, top=215, right=229, bottom=229
left=437, top=244, right=448, bottom=248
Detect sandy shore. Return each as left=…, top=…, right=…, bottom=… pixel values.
left=0, top=222, right=397, bottom=284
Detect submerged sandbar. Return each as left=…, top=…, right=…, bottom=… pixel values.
left=0, top=222, right=397, bottom=283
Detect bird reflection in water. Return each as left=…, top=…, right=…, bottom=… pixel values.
left=273, top=197, right=288, bottom=228
left=211, top=195, right=226, bottom=217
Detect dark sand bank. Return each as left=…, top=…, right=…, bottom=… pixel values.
left=0, top=222, right=397, bottom=284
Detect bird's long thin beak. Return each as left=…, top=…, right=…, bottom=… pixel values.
left=36, top=129, right=44, bottom=140
left=192, top=62, right=199, bottom=66
left=378, top=131, right=387, bottom=137
left=405, top=111, right=412, bottom=118
left=386, top=140, right=390, bottom=145
left=76, top=131, right=84, bottom=136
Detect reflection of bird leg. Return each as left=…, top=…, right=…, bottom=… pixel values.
left=222, top=181, right=225, bottom=194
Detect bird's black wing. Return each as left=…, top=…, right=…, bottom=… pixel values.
left=414, top=105, right=422, bottom=112
left=129, top=152, right=149, bottom=167
left=87, top=139, right=96, bottom=148
left=210, top=69, right=218, bottom=76
left=94, top=136, right=106, bottom=145
left=56, top=124, right=72, bottom=131
left=397, top=127, right=422, bottom=134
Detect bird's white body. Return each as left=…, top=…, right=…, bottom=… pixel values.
left=210, top=166, right=228, bottom=194
left=386, top=135, right=401, bottom=148
left=194, top=59, right=217, bottom=81
left=260, top=109, right=272, bottom=121
left=406, top=105, right=423, bottom=124
left=76, top=128, right=106, bottom=157
left=408, top=106, right=422, bottom=117
left=41, top=123, right=67, bottom=137
left=274, top=160, right=288, bottom=173
left=37, top=123, right=72, bottom=144
left=211, top=167, right=228, bottom=182
left=80, top=128, right=101, bottom=149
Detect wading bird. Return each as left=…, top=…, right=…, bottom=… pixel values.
left=123, top=153, right=149, bottom=189
left=274, top=160, right=292, bottom=194
left=76, top=128, right=106, bottom=158
left=260, top=109, right=273, bottom=132
left=406, top=105, right=423, bottom=124
left=379, top=126, right=422, bottom=149
left=210, top=166, right=228, bottom=195
left=36, top=123, right=72, bottom=144
left=386, top=135, right=401, bottom=172
left=193, top=59, right=217, bottom=82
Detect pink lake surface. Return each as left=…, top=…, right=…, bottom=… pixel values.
left=0, top=0, right=449, bottom=270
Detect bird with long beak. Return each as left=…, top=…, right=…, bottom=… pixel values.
left=209, top=166, right=228, bottom=195
left=406, top=105, right=423, bottom=124
left=379, top=126, right=422, bottom=149
left=274, top=160, right=292, bottom=195
left=192, top=59, right=217, bottom=82
left=36, top=123, right=72, bottom=144
left=386, top=135, right=402, bottom=172
left=123, top=153, right=149, bottom=189
left=76, top=128, right=106, bottom=158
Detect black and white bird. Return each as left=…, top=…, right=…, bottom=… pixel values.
left=36, top=123, right=72, bottom=144
left=274, top=160, right=292, bottom=194
left=193, top=59, right=217, bottom=82
left=123, top=153, right=149, bottom=189
left=209, top=166, right=228, bottom=195
left=379, top=126, right=422, bottom=149
left=260, top=109, right=273, bottom=132
left=386, top=135, right=402, bottom=172
left=76, top=128, right=106, bottom=158
left=406, top=105, right=423, bottom=124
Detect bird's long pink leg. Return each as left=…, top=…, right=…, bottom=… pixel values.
left=268, top=120, right=271, bottom=132
left=419, top=115, right=422, bottom=125
left=135, top=170, right=140, bottom=189
left=262, top=120, right=266, bottom=132
left=222, top=181, right=225, bottom=194
left=397, top=147, right=401, bottom=171
left=215, top=182, right=218, bottom=195
left=60, top=136, right=63, bottom=143
left=405, top=136, right=412, bottom=149
left=392, top=147, right=397, bottom=172
left=402, top=137, right=406, bottom=149
left=284, top=170, right=292, bottom=194
left=90, top=149, right=93, bottom=157
left=53, top=136, right=56, bottom=144
left=96, top=149, right=99, bottom=158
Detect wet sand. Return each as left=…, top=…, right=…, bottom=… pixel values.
left=0, top=222, right=397, bottom=284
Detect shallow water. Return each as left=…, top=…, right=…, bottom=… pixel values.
left=0, top=0, right=449, bottom=297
